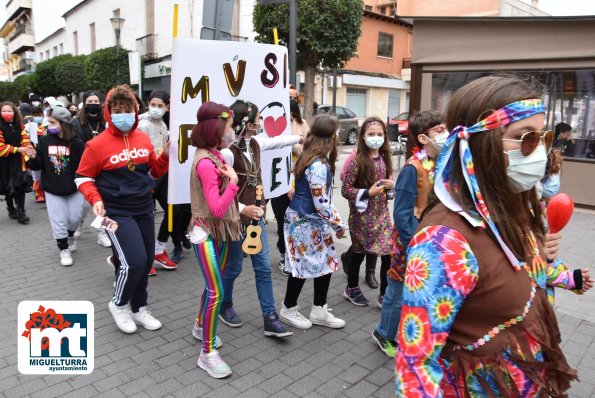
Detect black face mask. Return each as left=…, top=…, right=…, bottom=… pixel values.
left=86, top=104, right=101, bottom=115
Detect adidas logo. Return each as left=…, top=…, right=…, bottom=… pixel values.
left=109, top=148, right=150, bottom=164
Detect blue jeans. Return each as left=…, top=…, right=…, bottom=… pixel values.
left=375, top=277, right=404, bottom=341
left=222, top=219, right=276, bottom=316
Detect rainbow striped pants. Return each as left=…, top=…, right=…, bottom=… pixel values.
left=193, top=237, right=229, bottom=353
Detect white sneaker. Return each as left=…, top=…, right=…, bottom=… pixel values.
left=68, top=236, right=77, bottom=252
left=97, top=230, right=112, bottom=247
left=192, top=322, right=223, bottom=348
left=132, top=307, right=162, bottom=330
left=60, top=249, right=73, bottom=266
left=309, top=304, right=345, bottom=329
left=279, top=304, right=312, bottom=329
left=197, top=350, right=232, bottom=379
left=107, top=255, right=116, bottom=269
left=108, top=301, right=137, bottom=333
left=74, top=224, right=83, bottom=238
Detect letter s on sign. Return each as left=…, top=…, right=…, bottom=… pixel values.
left=261, top=53, right=279, bottom=88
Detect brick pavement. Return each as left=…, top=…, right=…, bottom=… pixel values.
left=1, top=150, right=594, bottom=397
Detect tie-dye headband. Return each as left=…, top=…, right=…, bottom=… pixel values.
left=434, top=99, right=544, bottom=270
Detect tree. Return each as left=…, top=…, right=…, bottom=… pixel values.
left=55, top=55, right=88, bottom=96
left=253, top=0, right=363, bottom=118
left=33, top=54, right=73, bottom=96
left=84, top=46, right=130, bottom=93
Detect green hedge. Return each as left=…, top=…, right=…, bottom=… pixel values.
left=0, top=46, right=132, bottom=103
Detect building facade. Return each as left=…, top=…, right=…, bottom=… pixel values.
left=312, top=0, right=548, bottom=122
left=0, top=0, right=36, bottom=81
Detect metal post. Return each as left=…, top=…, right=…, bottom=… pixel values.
left=332, top=67, right=337, bottom=114
left=289, top=0, right=297, bottom=86
left=214, top=0, right=224, bottom=40
left=115, top=30, right=121, bottom=83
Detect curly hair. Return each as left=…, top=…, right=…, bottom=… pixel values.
left=106, top=85, right=137, bottom=112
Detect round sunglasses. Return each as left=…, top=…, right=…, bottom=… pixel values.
left=502, top=130, right=553, bottom=156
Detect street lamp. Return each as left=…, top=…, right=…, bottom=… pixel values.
left=110, top=17, right=125, bottom=83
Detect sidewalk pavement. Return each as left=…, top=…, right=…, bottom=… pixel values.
left=1, top=149, right=594, bottom=397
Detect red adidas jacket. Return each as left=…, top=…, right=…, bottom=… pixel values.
left=75, top=88, right=168, bottom=216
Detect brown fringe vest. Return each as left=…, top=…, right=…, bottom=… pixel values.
left=405, top=158, right=430, bottom=219
left=228, top=138, right=264, bottom=225
left=419, top=204, right=576, bottom=396
left=189, top=148, right=242, bottom=241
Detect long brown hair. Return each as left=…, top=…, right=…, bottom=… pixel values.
left=443, top=74, right=545, bottom=260
left=355, top=117, right=392, bottom=188
left=294, top=114, right=338, bottom=178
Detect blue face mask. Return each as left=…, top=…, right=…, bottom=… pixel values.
left=33, top=117, right=43, bottom=124
left=111, top=113, right=135, bottom=132
left=541, top=174, right=561, bottom=198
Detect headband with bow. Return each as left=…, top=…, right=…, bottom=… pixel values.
left=434, top=98, right=545, bottom=270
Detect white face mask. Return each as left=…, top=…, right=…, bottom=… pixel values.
left=431, top=132, right=449, bottom=149
left=220, top=128, right=236, bottom=148
left=365, top=136, right=384, bottom=150
left=504, top=145, right=547, bottom=193
left=148, top=106, right=165, bottom=119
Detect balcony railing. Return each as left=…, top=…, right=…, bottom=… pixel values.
left=8, top=24, right=32, bottom=41
left=136, top=33, right=157, bottom=61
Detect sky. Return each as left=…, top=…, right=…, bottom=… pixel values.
left=537, top=0, right=595, bottom=16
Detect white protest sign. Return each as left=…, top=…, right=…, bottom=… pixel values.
left=28, top=122, right=38, bottom=145
left=168, top=38, right=292, bottom=204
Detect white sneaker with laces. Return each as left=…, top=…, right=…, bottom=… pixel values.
left=309, top=304, right=345, bottom=329
left=97, top=230, right=112, bottom=247
left=108, top=301, right=137, bottom=333
left=197, top=350, right=232, bottom=379
left=68, top=236, right=77, bottom=252
left=60, top=249, right=73, bottom=266
left=132, top=307, right=162, bottom=330
left=279, top=304, right=312, bottom=329
left=74, top=225, right=83, bottom=238
left=192, top=323, right=223, bottom=348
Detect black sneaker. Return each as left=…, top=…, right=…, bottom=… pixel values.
left=372, top=329, right=397, bottom=357
left=171, top=247, right=183, bottom=263
left=279, top=257, right=290, bottom=277
left=7, top=208, right=17, bottom=220
left=182, top=235, right=191, bottom=250
left=17, top=209, right=29, bottom=224
left=343, top=286, right=369, bottom=306
left=219, top=304, right=242, bottom=327
left=263, top=312, right=293, bottom=337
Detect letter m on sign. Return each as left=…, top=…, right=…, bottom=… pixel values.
left=30, top=324, right=87, bottom=357
left=181, top=76, right=210, bottom=104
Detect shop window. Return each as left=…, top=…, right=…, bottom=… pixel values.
left=377, top=33, right=393, bottom=58
left=431, top=70, right=595, bottom=159
left=346, top=87, right=367, bottom=118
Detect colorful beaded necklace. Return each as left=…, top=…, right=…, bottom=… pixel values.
left=453, top=233, right=546, bottom=352
left=409, top=147, right=436, bottom=185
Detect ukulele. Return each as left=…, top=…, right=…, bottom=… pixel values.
left=242, top=185, right=264, bottom=255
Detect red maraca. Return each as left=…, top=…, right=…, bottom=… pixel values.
left=547, top=193, right=574, bottom=233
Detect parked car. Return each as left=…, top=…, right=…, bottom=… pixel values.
left=388, top=112, right=409, bottom=137
left=317, top=105, right=360, bottom=145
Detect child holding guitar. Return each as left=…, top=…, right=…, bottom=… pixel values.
left=218, top=99, right=301, bottom=338
left=279, top=115, right=348, bottom=330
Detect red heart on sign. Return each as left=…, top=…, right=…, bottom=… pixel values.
left=264, top=116, right=287, bottom=137
left=547, top=193, right=574, bottom=233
